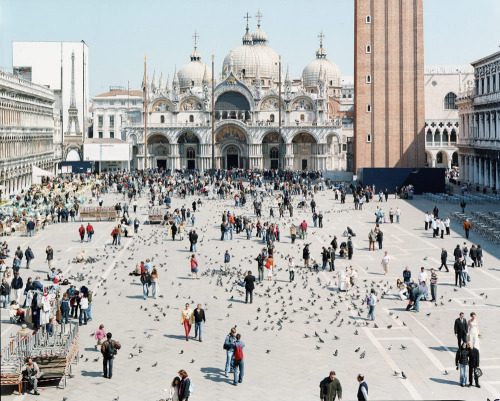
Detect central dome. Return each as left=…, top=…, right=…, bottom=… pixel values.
left=223, top=25, right=279, bottom=80
left=178, top=48, right=211, bottom=88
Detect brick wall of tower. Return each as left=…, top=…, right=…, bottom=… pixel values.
left=354, top=0, right=425, bottom=171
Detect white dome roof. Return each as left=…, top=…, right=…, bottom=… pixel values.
left=223, top=43, right=277, bottom=79
left=178, top=59, right=211, bottom=89
left=251, top=28, right=268, bottom=43
left=302, top=49, right=341, bottom=88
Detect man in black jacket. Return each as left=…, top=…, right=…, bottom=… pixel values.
left=193, top=304, right=206, bottom=343
left=454, top=258, right=464, bottom=287
left=25, top=246, right=35, bottom=269
left=255, top=253, right=264, bottom=281
left=468, top=342, right=480, bottom=387
left=453, top=244, right=462, bottom=261
left=439, top=248, right=449, bottom=272
left=454, top=312, right=468, bottom=349
left=243, top=271, right=255, bottom=304
left=303, top=244, right=310, bottom=269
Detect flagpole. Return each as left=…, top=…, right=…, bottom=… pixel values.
left=211, top=54, right=215, bottom=171
left=144, top=55, right=148, bottom=170
left=278, top=55, right=282, bottom=170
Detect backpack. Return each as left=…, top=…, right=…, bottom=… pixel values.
left=106, top=341, right=115, bottom=358
left=87, top=290, right=93, bottom=303
left=188, top=380, right=194, bottom=393
left=234, top=342, right=244, bottom=360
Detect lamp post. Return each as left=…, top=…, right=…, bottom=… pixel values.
left=278, top=55, right=282, bottom=170
left=144, top=55, right=148, bottom=170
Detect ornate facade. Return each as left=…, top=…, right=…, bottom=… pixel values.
left=123, top=20, right=352, bottom=172
left=457, top=50, right=500, bottom=190
left=0, top=71, right=56, bottom=198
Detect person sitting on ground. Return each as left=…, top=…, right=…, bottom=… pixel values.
left=419, top=281, right=429, bottom=301
left=397, top=279, right=408, bottom=300
left=76, top=250, right=86, bottom=263
left=348, top=266, right=358, bottom=286
left=47, top=267, right=57, bottom=281
left=130, top=263, right=142, bottom=276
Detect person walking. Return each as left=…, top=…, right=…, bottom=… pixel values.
left=476, top=245, right=483, bottom=267
left=11, top=272, right=23, bottom=304
left=376, top=230, right=383, bottom=250
left=303, top=244, right=311, bottom=269
left=300, top=220, right=308, bottom=240
left=79, top=293, right=89, bottom=326
left=224, top=250, right=230, bottom=272
left=469, top=245, right=478, bottom=267
left=134, top=217, right=140, bottom=234
left=265, top=256, right=273, bottom=281
left=178, top=370, right=192, bottom=401
left=151, top=268, right=159, bottom=299
left=318, top=212, right=323, bottom=228
left=180, top=303, right=194, bottom=341
left=46, top=246, right=54, bottom=270
left=440, top=219, right=445, bottom=238
left=101, top=332, right=121, bottom=379
left=454, top=312, right=468, bottom=349
left=439, top=248, right=449, bottom=271
left=347, top=237, right=354, bottom=260
left=366, top=288, right=376, bottom=320
left=356, top=374, right=368, bottom=401
left=468, top=312, right=480, bottom=351
left=243, top=271, right=256, bottom=303
left=255, top=252, right=264, bottom=281
left=224, top=327, right=237, bottom=377
left=290, top=224, right=297, bottom=244
left=455, top=342, right=469, bottom=387
left=140, top=267, right=151, bottom=299
left=111, top=227, right=118, bottom=246
left=463, top=220, right=471, bottom=239
left=460, top=199, right=467, bottom=213
left=454, top=258, right=464, bottom=287
left=190, top=254, right=199, bottom=279
left=453, top=244, right=462, bottom=261
left=288, top=257, right=295, bottom=282
left=320, top=370, right=343, bottom=401
left=1, top=278, right=11, bottom=309
left=232, top=333, right=245, bottom=385
left=95, top=324, right=106, bottom=350
left=86, top=223, right=94, bottom=242
left=468, top=342, right=480, bottom=388
left=368, top=229, right=376, bottom=251
left=381, top=252, right=390, bottom=275
left=78, top=224, right=85, bottom=242
left=425, top=212, right=430, bottom=230
left=24, top=246, right=34, bottom=269
left=395, top=207, right=401, bottom=223
left=194, top=304, right=205, bottom=342
left=429, top=268, right=438, bottom=302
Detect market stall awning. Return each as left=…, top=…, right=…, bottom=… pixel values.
left=32, top=165, right=54, bottom=184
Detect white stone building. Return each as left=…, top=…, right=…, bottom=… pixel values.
left=12, top=41, right=89, bottom=161
left=123, top=22, right=353, bottom=172
left=457, top=50, right=500, bottom=190
left=0, top=71, right=56, bottom=199
left=424, top=65, right=474, bottom=168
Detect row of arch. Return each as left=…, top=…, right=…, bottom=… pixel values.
left=0, top=159, right=56, bottom=199
left=425, top=150, right=458, bottom=168
left=425, top=128, right=457, bottom=147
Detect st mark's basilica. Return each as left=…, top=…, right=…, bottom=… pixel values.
left=123, top=15, right=353, bottom=171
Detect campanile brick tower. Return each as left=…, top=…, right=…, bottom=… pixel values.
left=354, top=0, right=425, bottom=170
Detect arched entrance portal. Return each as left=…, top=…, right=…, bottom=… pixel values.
left=292, top=132, right=317, bottom=170
left=215, top=125, right=248, bottom=169
left=178, top=132, right=200, bottom=170
left=262, top=132, right=285, bottom=169
left=148, top=134, right=170, bottom=169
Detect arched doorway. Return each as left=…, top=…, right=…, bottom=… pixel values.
left=178, top=132, right=200, bottom=170
left=292, top=132, right=317, bottom=170
left=262, top=132, right=285, bottom=169
left=215, top=125, right=248, bottom=169
left=149, top=134, right=170, bottom=169
left=436, top=151, right=447, bottom=168
left=452, top=152, right=459, bottom=167
left=326, top=133, right=341, bottom=170
left=65, top=147, right=81, bottom=162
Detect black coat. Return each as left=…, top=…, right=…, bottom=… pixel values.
left=244, top=275, right=256, bottom=291
left=441, top=250, right=447, bottom=261
left=468, top=347, right=480, bottom=367
left=454, top=317, right=468, bottom=336
left=453, top=247, right=462, bottom=259
left=476, top=248, right=483, bottom=259
left=455, top=348, right=469, bottom=365
left=179, top=377, right=191, bottom=400
left=303, top=247, right=310, bottom=259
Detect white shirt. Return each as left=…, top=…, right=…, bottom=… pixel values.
left=425, top=214, right=430, bottom=222
left=395, top=208, right=401, bottom=216
left=445, top=218, right=450, bottom=227
left=381, top=255, right=391, bottom=264
left=418, top=271, right=428, bottom=283
left=439, top=220, right=445, bottom=230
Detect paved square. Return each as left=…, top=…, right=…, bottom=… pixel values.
left=2, top=185, right=500, bottom=400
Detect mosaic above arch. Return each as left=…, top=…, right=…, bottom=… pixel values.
left=216, top=126, right=247, bottom=143
left=291, top=98, right=313, bottom=111
left=260, top=97, right=283, bottom=111
left=152, top=100, right=171, bottom=112
left=180, top=98, right=202, bottom=111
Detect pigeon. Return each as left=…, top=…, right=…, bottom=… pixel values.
left=401, top=344, right=407, bottom=350
left=443, top=370, right=449, bottom=375
left=360, top=351, right=366, bottom=359
left=180, top=350, right=184, bottom=354
left=93, top=357, right=99, bottom=362
left=152, top=362, right=158, bottom=367
left=190, top=359, right=195, bottom=363
left=355, top=347, right=360, bottom=352
left=393, top=370, right=399, bottom=376
left=401, top=371, right=407, bottom=379
left=266, top=350, right=271, bottom=354
left=136, top=367, right=141, bottom=372
left=333, top=350, right=338, bottom=356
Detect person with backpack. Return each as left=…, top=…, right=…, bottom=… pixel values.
left=111, top=227, right=119, bottom=246
left=232, top=333, right=245, bottom=385
left=141, top=267, right=152, bottom=299
left=224, top=327, right=236, bottom=377
left=86, top=223, right=94, bottom=242
left=101, top=332, right=121, bottom=379
left=78, top=224, right=86, bottom=242
left=320, top=370, right=343, bottom=401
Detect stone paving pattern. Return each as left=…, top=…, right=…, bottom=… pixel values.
left=2, top=187, right=500, bottom=401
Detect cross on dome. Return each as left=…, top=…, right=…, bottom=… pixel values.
left=318, top=30, right=325, bottom=48
left=244, top=12, right=252, bottom=30
left=193, top=30, right=199, bottom=51
left=256, top=9, right=263, bottom=28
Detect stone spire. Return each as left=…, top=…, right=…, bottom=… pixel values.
left=151, top=70, right=157, bottom=91
left=202, top=66, right=209, bottom=85
left=159, top=71, right=164, bottom=90
left=166, top=73, right=172, bottom=91
left=285, top=64, right=291, bottom=84
left=172, top=66, right=179, bottom=89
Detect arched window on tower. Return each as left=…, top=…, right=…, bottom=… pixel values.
left=189, top=115, right=194, bottom=123
left=444, top=92, right=458, bottom=110
left=186, top=147, right=195, bottom=159
left=270, top=147, right=279, bottom=159
left=450, top=129, right=457, bottom=143
left=160, top=115, right=165, bottom=123
left=300, top=114, right=305, bottom=121
left=270, top=114, right=275, bottom=122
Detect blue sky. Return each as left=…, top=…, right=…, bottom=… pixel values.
left=1, top=0, right=499, bottom=97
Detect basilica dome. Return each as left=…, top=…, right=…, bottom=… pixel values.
left=178, top=49, right=211, bottom=89
left=302, top=46, right=341, bottom=88
left=223, top=26, right=279, bottom=80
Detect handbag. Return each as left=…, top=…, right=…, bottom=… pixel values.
left=475, top=367, right=482, bottom=377
left=467, top=274, right=471, bottom=282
